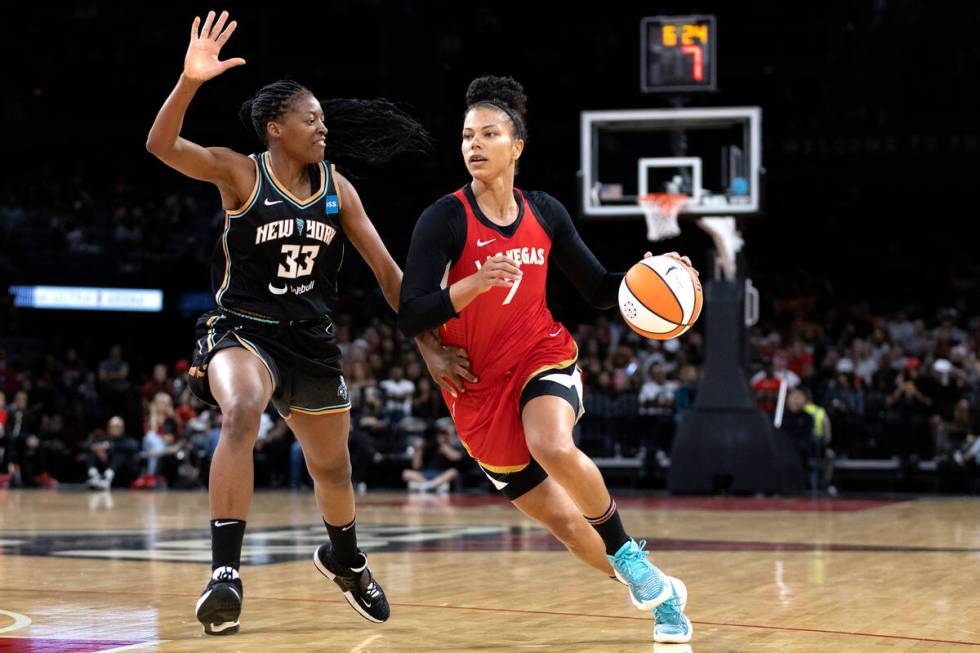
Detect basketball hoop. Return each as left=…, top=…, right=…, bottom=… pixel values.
left=638, top=193, right=687, bottom=242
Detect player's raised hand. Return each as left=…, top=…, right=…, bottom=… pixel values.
left=475, top=254, right=522, bottom=292
left=183, top=10, right=246, bottom=83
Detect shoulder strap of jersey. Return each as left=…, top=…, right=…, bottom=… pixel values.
left=226, top=154, right=262, bottom=217
left=453, top=187, right=477, bottom=222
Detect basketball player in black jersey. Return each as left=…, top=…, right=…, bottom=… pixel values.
left=146, top=11, right=470, bottom=636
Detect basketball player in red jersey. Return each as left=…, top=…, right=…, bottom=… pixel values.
left=400, top=76, right=694, bottom=643
left=146, top=11, right=469, bottom=636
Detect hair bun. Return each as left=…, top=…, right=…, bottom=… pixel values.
left=465, top=75, right=527, bottom=120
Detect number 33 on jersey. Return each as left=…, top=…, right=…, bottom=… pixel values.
left=212, top=152, right=345, bottom=320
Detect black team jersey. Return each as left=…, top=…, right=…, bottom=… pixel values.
left=211, top=151, right=345, bottom=322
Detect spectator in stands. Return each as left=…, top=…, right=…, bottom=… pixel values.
left=886, top=310, right=915, bottom=344
left=850, top=339, right=879, bottom=386
left=60, top=348, right=87, bottom=402
left=937, top=399, right=976, bottom=457
left=608, top=346, right=639, bottom=392
left=411, top=376, right=443, bottom=421
left=142, top=363, right=175, bottom=404
left=346, top=360, right=377, bottom=415
left=638, top=362, right=677, bottom=417
left=253, top=410, right=291, bottom=488
left=86, top=416, right=140, bottom=489
left=401, top=423, right=462, bottom=493
left=822, top=358, right=866, bottom=456
left=380, top=365, right=414, bottom=421
left=752, top=363, right=782, bottom=414
left=172, top=359, right=191, bottom=402
left=902, top=320, right=931, bottom=359
left=779, top=388, right=814, bottom=478
left=0, top=390, right=6, bottom=437
left=672, top=365, right=700, bottom=427
left=884, top=361, right=933, bottom=459
left=933, top=313, right=966, bottom=358
left=85, top=427, right=112, bottom=489
left=785, top=340, right=814, bottom=384
left=5, top=390, right=39, bottom=441
left=139, top=392, right=179, bottom=486
left=98, top=345, right=130, bottom=420
left=4, top=391, right=44, bottom=487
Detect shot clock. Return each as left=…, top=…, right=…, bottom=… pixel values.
left=641, top=15, right=717, bottom=93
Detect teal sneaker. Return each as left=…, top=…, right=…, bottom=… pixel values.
left=654, top=576, right=693, bottom=643
left=607, top=539, right=673, bottom=610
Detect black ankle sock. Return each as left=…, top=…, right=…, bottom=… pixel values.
left=324, top=517, right=360, bottom=568
left=585, top=499, right=630, bottom=555
left=210, top=519, right=246, bottom=571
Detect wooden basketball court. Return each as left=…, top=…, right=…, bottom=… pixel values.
left=1, top=490, right=978, bottom=651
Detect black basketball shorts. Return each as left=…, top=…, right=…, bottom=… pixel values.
left=188, top=308, right=351, bottom=418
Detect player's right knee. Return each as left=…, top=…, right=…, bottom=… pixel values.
left=219, top=400, right=265, bottom=443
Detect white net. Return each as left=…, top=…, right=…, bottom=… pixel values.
left=638, top=193, right=687, bottom=241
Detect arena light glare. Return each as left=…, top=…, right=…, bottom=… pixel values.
left=8, top=285, right=163, bottom=312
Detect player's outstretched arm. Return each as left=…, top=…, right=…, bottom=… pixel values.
left=146, top=11, right=251, bottom=189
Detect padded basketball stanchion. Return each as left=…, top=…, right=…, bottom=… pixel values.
left=666, top=219, right=804, bottom=494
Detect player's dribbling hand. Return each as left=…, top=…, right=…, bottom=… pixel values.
left=474, top=254, right=522, bottom=292
left=645, top=250, right=699, bottom=277
left=183, top=10, right=246, bottom=83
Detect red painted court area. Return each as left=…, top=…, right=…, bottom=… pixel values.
left=0, top=640, right=146, bottom=653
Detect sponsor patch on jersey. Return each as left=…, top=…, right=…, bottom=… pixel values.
left=324, top=195, right=340, bottom=215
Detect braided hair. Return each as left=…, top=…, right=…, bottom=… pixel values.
left=238, top=79, right=432, bottom=174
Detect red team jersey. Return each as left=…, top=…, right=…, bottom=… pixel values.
left=439, top=188, right=577, bottom=472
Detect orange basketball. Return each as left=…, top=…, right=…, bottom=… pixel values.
left=618, top=255, right=703, bottom=340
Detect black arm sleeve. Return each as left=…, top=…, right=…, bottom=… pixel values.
left=398, top=196, right=466, bottom=338
left=532, top=192, right=623, bottom=309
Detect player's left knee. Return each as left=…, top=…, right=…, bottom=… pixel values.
left=527, top=434, right=578, bottom=468
left=546, top=513, right=588, bottom=545
left=308, top=457, right=352, bottom=486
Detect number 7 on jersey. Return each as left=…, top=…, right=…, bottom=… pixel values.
left=474, top=258, right=522, bottom=305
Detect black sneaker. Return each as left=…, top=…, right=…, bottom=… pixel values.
left=195, top=566, right=243, bottom=635
left=313, top=543, right=389, bottom=623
